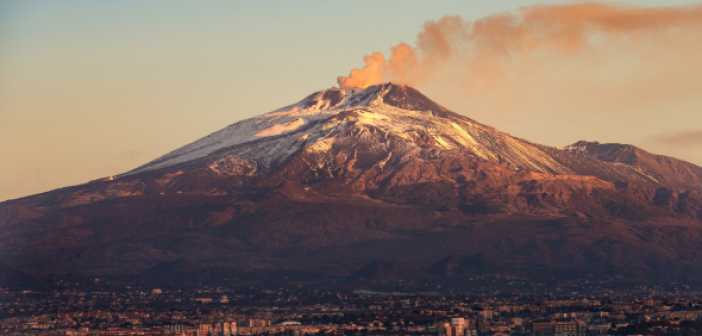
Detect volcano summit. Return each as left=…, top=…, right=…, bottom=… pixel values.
left=3, top=84, right=702, bottom=287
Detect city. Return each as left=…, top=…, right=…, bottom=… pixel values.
left=4, top=279, right=702, bottom=336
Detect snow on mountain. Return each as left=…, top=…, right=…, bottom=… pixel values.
left=125, top=87, right=375, bottom=175
left=125, top=83, right=698, bottom=192
left=127, top=84, right=563, bottom=176
left=252, top=118, right=305, bottom=137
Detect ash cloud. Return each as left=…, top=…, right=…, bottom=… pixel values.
left=651, top=130, right=702, bottom=148
left=337, top=2, right=702, bottom=90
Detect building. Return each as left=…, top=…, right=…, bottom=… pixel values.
left=439, top=317, right=476, bottom=336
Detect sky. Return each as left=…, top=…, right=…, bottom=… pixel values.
left=1, top=0, right=701, bottom=202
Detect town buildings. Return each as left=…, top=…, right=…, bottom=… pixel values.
left=4, top=283, right=702, bottom=336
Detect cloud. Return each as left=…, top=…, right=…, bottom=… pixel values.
left=121, top=150, right=143, bottom=160
left=337, top=2, right=702, bottom=92
left=650, top=130, right=702, bottom=148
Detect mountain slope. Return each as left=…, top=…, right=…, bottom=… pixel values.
left=426, top=253, right=513, bottom=277
left=125, top=84, right=664, bottom=190
left=2, top=83, right=702, bottom=282
left=348, top=261, right=435, bottom=283
left=0, top=262, right=50, bottom=291
left=565, top=141, right=702, bottom=191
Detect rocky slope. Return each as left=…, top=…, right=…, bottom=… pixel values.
left=2, top=83, right=702, bottom=284
left=565, top=141, right=702, bottom=192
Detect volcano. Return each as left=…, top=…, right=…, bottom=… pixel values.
left=3, top=83, right=702, bottom=286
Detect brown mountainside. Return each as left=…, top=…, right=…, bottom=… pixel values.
left=2, top=83, right=702, bottom=285
left=566, top=140, right=702, bottom=192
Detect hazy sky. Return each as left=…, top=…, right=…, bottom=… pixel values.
left=1, top=0, right=702, bottom=202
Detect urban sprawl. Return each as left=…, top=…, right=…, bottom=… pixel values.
left=4, top=281, right=702, bottom=336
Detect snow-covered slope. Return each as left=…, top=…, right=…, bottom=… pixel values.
left=125, top=83, right=676, bottom=189
left=127, top=84, right=549, bottom=174
left=126, top=87, right=376, bottom=175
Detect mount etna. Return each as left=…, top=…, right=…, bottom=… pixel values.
left=2, top=83, right=702, bottom=290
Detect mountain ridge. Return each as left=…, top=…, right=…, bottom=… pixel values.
left=565, top=140, right=702, bottom=191
left=2, top=83, right=702, bottom=284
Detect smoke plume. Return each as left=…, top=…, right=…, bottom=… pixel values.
left=337, top=2, right=702, bottom=90
left=653, top=130, right=702, bottom=148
